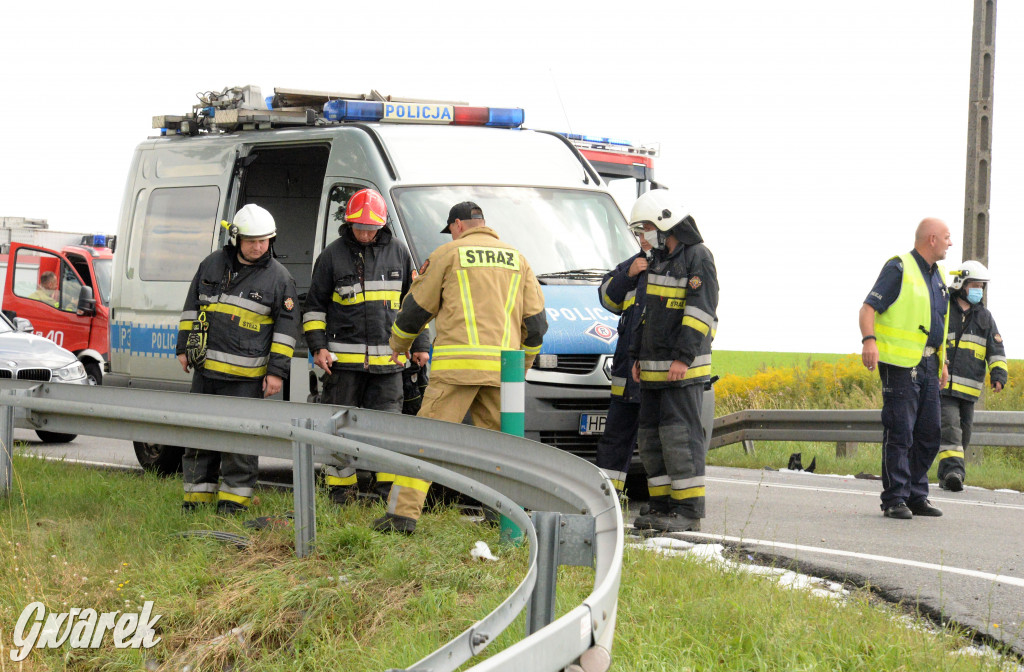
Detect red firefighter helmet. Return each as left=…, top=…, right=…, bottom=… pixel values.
left=345, top=189, right=387, bottom=229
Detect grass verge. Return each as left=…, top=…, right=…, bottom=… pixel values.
left=1, top=454, right=1020, bottom=671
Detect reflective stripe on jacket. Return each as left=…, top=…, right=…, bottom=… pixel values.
left=943, top=297, right=1008, bottom=400
left=176, top=246, right=299, bottom=381
left=631, top=241, right=718, bottom=389
left=303, top=226, right=428, bottom=373
left=389, top=226, right=547, bottom=386
left=599, top=252, right=647, bottom=401
left=875, top=252, right=949, bottom=369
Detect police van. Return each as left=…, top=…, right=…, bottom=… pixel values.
left=107, top=85, right=692, bottom=473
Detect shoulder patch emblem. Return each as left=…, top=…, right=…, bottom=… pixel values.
left=688, top=276, right=702, bottom=290
left=418, top=260, right=430, bottom=276
left=284, top=297, right=295, bottom=311
left=995, top=333, right=1002, bottom=343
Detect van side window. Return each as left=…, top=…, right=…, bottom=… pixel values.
left=324, top=184, right=367, bottom=246
left=140, top=186, right=220, bottom=281
left=12, top=249, right=80, bottom=313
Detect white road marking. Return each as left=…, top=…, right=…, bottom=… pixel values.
left=681, top=530, right=1024, bottom=588
left=707, top=476, right=1024, bottom=511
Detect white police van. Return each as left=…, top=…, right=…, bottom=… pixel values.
left=107, top=85, right=692, bottom=474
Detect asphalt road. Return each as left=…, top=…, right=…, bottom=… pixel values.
left=14, top=430, right=1024, bottom=655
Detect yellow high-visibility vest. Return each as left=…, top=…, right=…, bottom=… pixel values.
left=875, top=252, right=948, bottom=370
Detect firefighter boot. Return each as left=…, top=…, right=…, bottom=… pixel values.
left=372, top=513, right=417, bottom=535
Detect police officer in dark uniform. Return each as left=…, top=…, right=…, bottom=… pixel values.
left=177, top=204, right=299, bottom=514
left=938, top=260, right=1007, bottom=492
left=628, top=191, right=718, bottom=533
left=303, top=188, right=430, bottom=504
left=595, top=227, right=652, bottom=493
left=859, top=217, right=951, bottom=519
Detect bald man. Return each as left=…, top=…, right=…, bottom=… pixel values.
left=859, top=218, right=951, bottom=520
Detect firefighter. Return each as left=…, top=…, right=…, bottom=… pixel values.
left=859, top=218, right=951, bottom=519
left=938, top=261, right=1007, bottom=492
left=629, top=191, right=718, bottom=533
left=377, top=201, right=547, bottom=534
left=594, top=224, right=652, bottom=493
left=177, top=203, right=299, bottom=514
left=303, top=188, right=430, bottom=504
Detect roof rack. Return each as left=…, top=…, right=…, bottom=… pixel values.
left=154, top=85, right=523, bottom=135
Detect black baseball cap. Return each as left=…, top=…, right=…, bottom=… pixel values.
left=442, top=201, right=485, bottom=233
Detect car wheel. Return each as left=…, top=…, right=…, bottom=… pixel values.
left=84, top=361, right=102, bottom=386
left=36, top=431, right=77, bottom=443
left=133, top=441, right=184, bottom=475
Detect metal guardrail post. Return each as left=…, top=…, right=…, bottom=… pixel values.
left=0, top=391, right=13, bottom=496
left=526, top=510, right=560, bottom=635
left=291, top=417, right=316, bottom=558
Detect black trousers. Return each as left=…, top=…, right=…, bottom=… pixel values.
left=182, top=371, right=263, bottom=506
left=637, top=383, right=706, bottom=519
left=938, top=395, right=974, bottom=482
left=879, top=355, right=941, bottom=510
left=595, top=396, right=639, bottom=491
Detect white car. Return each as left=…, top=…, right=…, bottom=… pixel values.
left=0, top=311, right=88, bottom=442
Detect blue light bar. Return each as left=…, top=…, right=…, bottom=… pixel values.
left=486, top=107, right=525, bottom=128
left=323, top=100, right=385, bottom=122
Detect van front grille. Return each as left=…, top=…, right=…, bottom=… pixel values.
left=532, top=355, right=601, bottom=374
left=548, top=399, right=611, bottom=411
left=538, top=431, right=599, bottom=461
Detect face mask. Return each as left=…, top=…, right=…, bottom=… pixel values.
left=966, top=287, right=984, bottom=304
left=643, top=229, right=662, bottom=249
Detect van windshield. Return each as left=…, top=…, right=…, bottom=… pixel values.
left=392, top=186, right=637, bottom=282
left=92, top=258, right=112, bottom=304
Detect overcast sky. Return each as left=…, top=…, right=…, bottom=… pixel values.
left=3, top=1, right=1022, bottom=356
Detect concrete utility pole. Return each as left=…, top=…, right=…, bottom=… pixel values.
left=962, top=0, right=996, bottom=266
left=962, top=0, right=997, bottom=464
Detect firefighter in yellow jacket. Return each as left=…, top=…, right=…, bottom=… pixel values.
left=377, top=201, right=547, bottom=534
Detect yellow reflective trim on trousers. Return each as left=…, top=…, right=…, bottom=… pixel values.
left=456, top=269, right=480, bottom=345
left=951, top=382, right=981, bottom=398
left=937, top=449, right=964, bottom=460
left=202, top=303, right=273, bottom=325
left=179, top=320, right=193, bottom=331
left=217, top=491, right=251, bottom=506
left=682, top=315, right=710, bottom=335
left=649, top=484, right=671, bottom=497
left=326, top=474, right=358, bottom=487
left=610, top=479, right=625, bottom=492
left=183, top=492, right=216, bottom=503
left=377, top=473, right=396, bottom=482
left=431, top=359, right=502, bottom=372
left=203, top=359, right=268, bottom=378
left=433, top=345, right=502, bottom=356
left=647, top=284, right=687, bottom=299
left=501, top=273, right=522, bottom=349
left=393, top=475, right=431, bottom=493
left=303, top=320, right=326, bottom=332
left=271, top=343, right=294, bottom=357
left=671, top=486, right=706, bottom=500
left=391, top=323, right=419, bottom=340
left=611, top=385, right=625, bottom=396
left=639, top=364, right=711, bottom=382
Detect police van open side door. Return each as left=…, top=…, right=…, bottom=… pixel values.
left=111, top=142, right=246, bottom=389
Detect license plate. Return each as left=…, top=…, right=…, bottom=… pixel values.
left=579, top=413, right=607, bottom=435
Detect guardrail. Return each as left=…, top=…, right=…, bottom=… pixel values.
left=0, top=381, right=623, bottom=672
left=710, top=408, right=1024, bottom=453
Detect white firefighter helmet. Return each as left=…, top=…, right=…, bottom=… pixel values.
left=223, top=204, right=276, bottom=244
left=949, top=260, right=990, bottom=290
left=629, top=189, right=689, bottom=233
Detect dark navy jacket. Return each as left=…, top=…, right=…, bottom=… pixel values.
left=599, top=252, right=648, bottom=403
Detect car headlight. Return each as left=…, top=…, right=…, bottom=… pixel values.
left=55, top=361, right=87, bottom=381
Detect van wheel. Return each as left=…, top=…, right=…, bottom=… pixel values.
left=84, top=361, right=102, bottom=386
left=36, top=431, right=77, bottom=443
left=133, top=442, right=184, bottom=476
